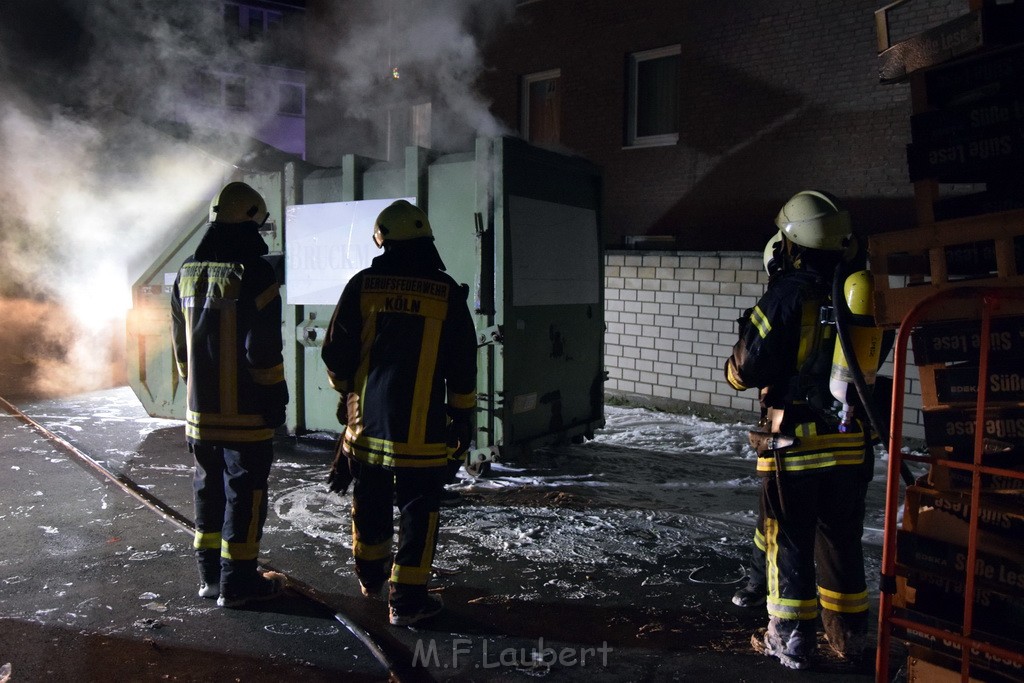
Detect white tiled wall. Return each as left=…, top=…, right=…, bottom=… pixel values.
left=604, top=250, right=925, bottom=440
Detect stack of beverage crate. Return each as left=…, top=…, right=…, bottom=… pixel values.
left=891, top=316, right=1024, bottom=680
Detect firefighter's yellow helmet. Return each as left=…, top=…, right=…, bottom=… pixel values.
left=209, top=181, right=269, bottom=226
left=774, top=190, right=850, bottom=251
left=373, top=200, right=432, bottom=247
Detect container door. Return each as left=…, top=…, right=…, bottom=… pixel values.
left=490, top=137, right=604, bottom=457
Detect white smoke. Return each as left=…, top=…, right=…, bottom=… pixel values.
left=0, top=0, right=293, bottom=397
left=0, top=0, right=520, bottom=398
left=312, top=0, right=516, bottom=155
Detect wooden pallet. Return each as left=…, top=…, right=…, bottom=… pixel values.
left=875, top=0, right=1024, bottom=83
left=868, top=209, right=1024, bottom=326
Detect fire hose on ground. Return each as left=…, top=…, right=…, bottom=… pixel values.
left=0, top=394, right=429, bottom=683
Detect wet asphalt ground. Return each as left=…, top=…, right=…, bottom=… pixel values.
left=0, top=387, right=891, bottom=682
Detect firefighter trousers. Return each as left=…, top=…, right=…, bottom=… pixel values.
left=191, top=440, right=274, bottom=589
left=760, top=465, right=870, bottom=630
left=348, top=459, right=447, bottom=610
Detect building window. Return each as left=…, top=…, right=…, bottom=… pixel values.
left=224, top=2, right=284, bottom=39
left=626, top=45, right=680, bottom=147
left=246, top=8, right=266, bottom=38
left=265, top=11, right=282, bottom=34
left=188, top=69, right=222, bottom=107
left=521, top=69, right=561, bottom=146
left=224, top=75, right=247, bottom=109
left=278, top=82, right=304, bottom=116
left=194, top=69, right=307, bottom=118
left=224, top=3, right=241, bottom=37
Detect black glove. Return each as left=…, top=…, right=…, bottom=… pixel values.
left=260, top=383, right=289, bottom=428
left=263, top=406, right=286, bottom=429
left=735, top=307, right=753, bottom=334
left=326, top=437, right=354, bottom=495
left=446, top=409, right=473, bottom=463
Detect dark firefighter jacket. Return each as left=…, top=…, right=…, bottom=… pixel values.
left=725, top=267, right=866, bottom=476
left=170, top=223, right=288, bottom=445
left=321, top=241, right=477, bottom=469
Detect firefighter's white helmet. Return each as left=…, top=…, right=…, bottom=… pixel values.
left=209, top=181, right=269, bottom=226
left=373, top=200, right=433, bottom=247
left=774, top=190, right=850, bottom=251
left=763, top=231, right=783, bottom=275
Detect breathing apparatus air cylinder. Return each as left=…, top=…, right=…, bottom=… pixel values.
left=829, top=269, right=882, bottom=431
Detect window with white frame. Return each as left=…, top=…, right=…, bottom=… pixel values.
left=521, top=69, right=561, bottom=146
left=626, top=45, right=680, bottom=147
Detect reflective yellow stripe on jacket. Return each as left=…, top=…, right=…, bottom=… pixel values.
left=349, top=283, right=452, bottom=468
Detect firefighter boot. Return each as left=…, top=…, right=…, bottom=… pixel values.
left=218, top=559, right=285, bottom=608
left=355, top=556, right=393, bottom=598
left=752, top=617, right=815, bottom=670
left=822, top=609, right=871, bottom=665
left=389, top=580, right=443, bottom=627
left=389, top=594, right=443, bottom=627
left=732, top=579, right=767, bottom=607
left=196, top=548, right=220, bottom=599
left=731, top=551, right=767, bottom=607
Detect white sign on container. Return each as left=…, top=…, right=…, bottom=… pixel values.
left=285, top=198, right=415, bottom=305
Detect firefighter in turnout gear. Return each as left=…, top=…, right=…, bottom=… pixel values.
left=724, top=190, right=873, bottom=669
left=170, top=181, right=289, bottom=608
left=730, top=232, right=785, bottom=609
left=321, top=199, right=477, bottom=627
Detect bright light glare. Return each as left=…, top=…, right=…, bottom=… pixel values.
left=67, top=267, right=133, bottom=331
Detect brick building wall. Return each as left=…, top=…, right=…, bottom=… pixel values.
left=299, top=0, right=957, bottom=437
left=479, top=0, right=967, bottom=251
left=603, top=250, right=926, bottom=440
